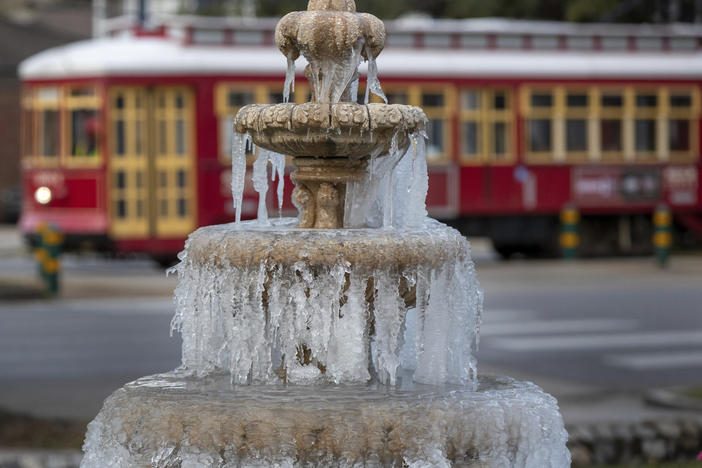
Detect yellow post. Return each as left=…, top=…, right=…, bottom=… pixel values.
left=653, top=204, right=672, bottom=268
left=559, top=203, right=579, bottom=259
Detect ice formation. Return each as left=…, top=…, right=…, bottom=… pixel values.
left=230, top=132, right=251, bottom=223
left=81, top=374, right=571, bottom=467
left=170, top=219, right=482, bottom=386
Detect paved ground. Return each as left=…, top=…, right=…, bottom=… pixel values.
left=0, top=224, right=701, bottom=427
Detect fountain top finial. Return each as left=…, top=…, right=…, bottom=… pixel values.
left=307, top=0, right=356, bottom=12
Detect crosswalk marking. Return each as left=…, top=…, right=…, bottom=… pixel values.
left=488, top=330, right=702, bottom=351
left=605, top=351, right=702, bottom=370
left=483, top=309, right=536, bottom=322
left=481, top=318, right=635, bottom=336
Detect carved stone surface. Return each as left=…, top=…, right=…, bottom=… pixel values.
left=234, top=102, right=426, bottom=158
left=184, top=218, right=467, bottom=271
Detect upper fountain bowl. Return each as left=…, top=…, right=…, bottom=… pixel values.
left=234, top=101, right=426, bottom=159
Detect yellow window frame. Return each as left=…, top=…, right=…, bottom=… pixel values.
left=665, top=86, right=700, bottom=163
left=459, top=88, right=514, bottom=165
left=629, top=87, right=662, bottom=163
left=597, top=87, right=627, bottom=163
left=28, top=86, right=63, bottom=167
left=414, top=84, right=455, bottom=164
left=562, top=88, right=594, bottom=163
left=63, top=85, right=102, bottom=168
left=522, top=86, right=559, bottom=164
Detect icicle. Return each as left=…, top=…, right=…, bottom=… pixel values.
left=268, top=151, right=286, bottom=217
left=365, top=44, right=387, bottom=104
left=231, top=132, right=250, bottom=223
left=252, top=149, right=270, bottom=225
left=350, top=76, right=359, bottom=103
left=283, top=53, right=296, bottom=103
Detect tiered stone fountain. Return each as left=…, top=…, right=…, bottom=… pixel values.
left=81, top=1, right=570, bottom=466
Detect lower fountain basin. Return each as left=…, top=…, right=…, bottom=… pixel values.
left=81, top=371, right=570, bottom=467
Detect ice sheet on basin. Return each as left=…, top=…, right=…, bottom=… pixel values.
left=81, top=372, right=570, bottom=468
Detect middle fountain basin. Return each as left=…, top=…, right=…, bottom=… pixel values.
left=172, top=219, right=482, bottom=387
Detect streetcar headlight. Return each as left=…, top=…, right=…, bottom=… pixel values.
left=34, top=186, right=52, bottom=205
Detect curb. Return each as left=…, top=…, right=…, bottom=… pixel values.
left=646, top=388, right=702, bottom=412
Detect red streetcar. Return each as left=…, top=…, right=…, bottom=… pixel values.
left=18, top=15, right=702, bottom=259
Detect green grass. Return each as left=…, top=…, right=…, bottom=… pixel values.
left=683, top=388, right=702, bottom=400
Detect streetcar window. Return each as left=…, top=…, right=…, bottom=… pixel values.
left=228, top=92, right=254, bottom=108
left=269, top=92, right=284, bottom=104
left=669, top=120, right=690, bottom=152
left=462, top=91, right=480, bottom=110
left=567, top=94, right=588, bottom=107
left=386, top=92, right=408, bottom=105
left=463, top=122, right=479, bottom=156
left=116, top=171, right=126, bottom=189
left=116, top=200, right=126, bottom=218
left=566, top=119, right=587, bottom=152
left=115, top=120, right=125, bottom=156
left=115, top=95, right=125, bottom=109
left=493, top=122, right=507, bottom=156
left=426, top=119, right=444, bottom=159
left=40, top=110, right=59, bottom=158
left=601, top=120, right=622, bottom=152
left=670, top=94, right=692, bottom=108
left=70, top=109, right=99, bottom=157
left=493, top=92, right=507, bottom=110
left=422, top=93, right=444, bottom=108
left=175, top=94, right=184, bottom=109
left=178, top=198, right=187, bottom=217
left=176, top=119, right=186, bottom=155
left=531, top=93, right=552, bottom=107
left=159, top=120, right=167, bottom=154
left=177, top=169, right=186, bottom=188
left=135, top=120, right=143, bottom=154
left=529, top=119, right=551, bottom=152
left=635, top=120, right=656, bottom=152
left=636, top=94, right=657, bottom=107
left=601, top=94, right=623, bottom=107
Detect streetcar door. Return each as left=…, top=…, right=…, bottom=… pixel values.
left=152, top=87, right=196, bottom=239
left=109, top=87, right=150, bottom=239
left=108, top=86, right=196, bottom=240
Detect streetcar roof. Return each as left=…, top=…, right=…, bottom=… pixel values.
left=20, top=36, right=702, bottom=81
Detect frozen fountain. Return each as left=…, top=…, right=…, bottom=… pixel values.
left=81, top=1, right=570, bottom=466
